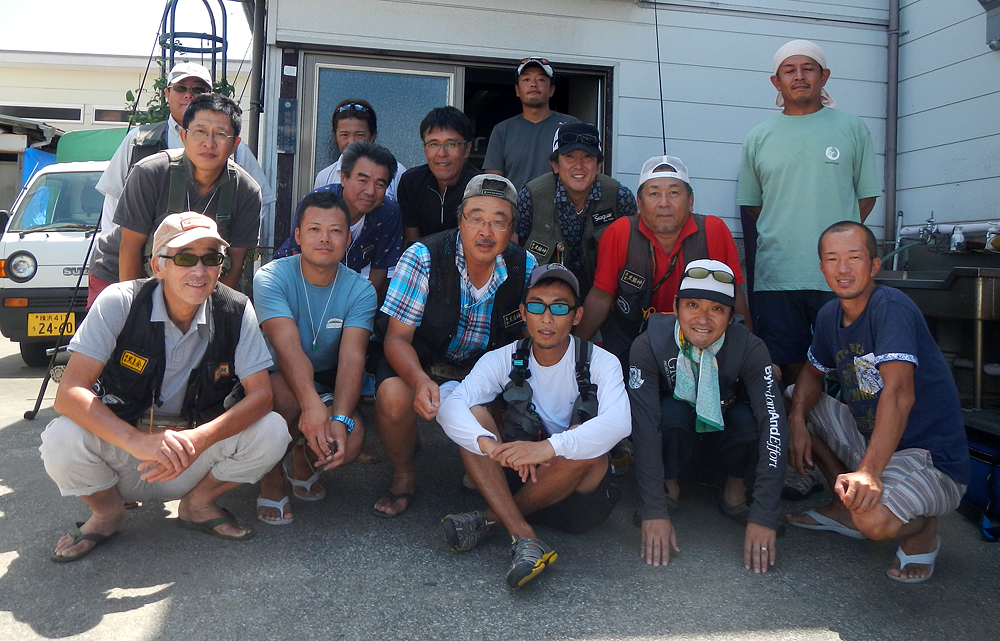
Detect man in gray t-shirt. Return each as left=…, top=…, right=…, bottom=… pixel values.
left=483, top=56, right=579, bottom=190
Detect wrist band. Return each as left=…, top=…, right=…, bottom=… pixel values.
left=331, top=414, right=355, bottom=435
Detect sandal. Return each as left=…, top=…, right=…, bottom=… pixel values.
left=50, top=522, right=115, bottom=563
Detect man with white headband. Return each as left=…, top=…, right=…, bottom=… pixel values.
left=736, top=39, right=881, bottom=393
left=627, top=259, right=787, bottom=574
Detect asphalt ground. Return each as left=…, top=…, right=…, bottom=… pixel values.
left=0, top=337, right=997, bottom=641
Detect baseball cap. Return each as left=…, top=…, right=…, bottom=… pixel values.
left=463, top=174, right=519, bottom=210
left=677, top=259, right=735, bottom=307
left=527, top=263, right=580, bottom=298
left=517, top=56, right=554, bottom=78
left=771, top=39, right=835, bottom=108
left=639, top=155, right=690, bottom=190
left=166, top=62, right=213, bottom=88
left=552, top=123, right=602, bottom=157
left=152, top=212, right=229, bottom=257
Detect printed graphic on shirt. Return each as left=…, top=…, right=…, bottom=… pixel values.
left=763, top=365, right=781, bottom=468
left=326, top=317, right=344, bottom=329
left=854, top=352, right=883, bottom=396
left=662, top=358, right=677, bottom=389
left=628, top=366, right=644, bottom=389
left=825, top=146, right=840, bottom=161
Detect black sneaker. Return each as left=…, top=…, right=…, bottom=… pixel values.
left=441, top=510, right=495, bottom=552
left=782, top=467, right=824, bottom=501
left=506, top=536, right=557, bottom=589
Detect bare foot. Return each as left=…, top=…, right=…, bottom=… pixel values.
left=257, top=466, right=293, bottom=523
left=787, top=501, right=858, bottom=531
left=52, top=509, right=126, bottom=560
left=888, top=519, right=939, bottom=581
left=373, top=474, right=416, bottom=517
left=178, top=500, right=250, bottom=538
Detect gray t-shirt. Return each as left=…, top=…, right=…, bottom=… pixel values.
left=70, top=280, right=272, bottom=416
left=482, top=111, right=579, bottom=190
left=91, top=151, right=262, bottom=282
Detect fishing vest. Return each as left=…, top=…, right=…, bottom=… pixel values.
left=128, top=120, right=171, bottom=170
left=601, top=214, right=709, bottom=363
left=413, top=229, right=527, bottom=361
left=523, top=173, right=621, bottom=285
left=502, top=337, right=599, bottom=442
left=93, top=278, right=246, bottom=426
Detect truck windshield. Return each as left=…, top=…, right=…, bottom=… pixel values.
left=8, top=171, right=103, bottom=232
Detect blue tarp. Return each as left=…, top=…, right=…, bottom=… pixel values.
left=21, top=148, right=56, bottom=187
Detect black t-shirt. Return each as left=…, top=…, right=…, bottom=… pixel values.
left=397, top=163, right=480, bottom=239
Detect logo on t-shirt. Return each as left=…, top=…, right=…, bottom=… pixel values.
left=825, top=146, right=841, bottom=161
left=628, top=366, right=644, bottom=389
left=854, top=353, right=883, bottom=396
left=326, top=318, right=344, bottom=329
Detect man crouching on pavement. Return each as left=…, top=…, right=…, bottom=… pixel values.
left=436, top=263, right=631, bottom=589
left=627, top=260, right=787, bottom=573
left=40, top=212, right=289, bottom=562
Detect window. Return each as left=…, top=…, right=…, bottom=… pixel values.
left=0, top=104, right=83, bottom=123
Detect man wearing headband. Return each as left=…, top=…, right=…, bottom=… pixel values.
left=483, top=56, right=580, bottom=190
left=41, top=213, right=289, bottom=561
left=579, top=155, right=749, bottom=367
left=437, top=263, right=629, bottom=589
left=736, top=39, right=881, bottom=390
left=627, top=259, right=787, bottom=573
left=514, top=122, right=637, bottom=297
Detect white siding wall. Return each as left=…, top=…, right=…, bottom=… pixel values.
left=268, top=0, right=888, bottom=236
left=897, top=0, right=1000, bottom=227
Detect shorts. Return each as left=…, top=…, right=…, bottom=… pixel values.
left=372, top=347, right=474, bottom=391
left=503, top=463, right=620, bottom=535
left=754, top=290, right=835, bottom=366
left=87, top=273, right=115, bottom=310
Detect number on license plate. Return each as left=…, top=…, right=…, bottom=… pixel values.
left=27, top=313, right=76, bottom=337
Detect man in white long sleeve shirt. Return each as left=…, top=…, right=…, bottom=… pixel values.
left=437, top=263, right=630, bottom=589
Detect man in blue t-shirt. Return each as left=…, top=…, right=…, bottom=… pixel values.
left=786, top=221, right=970, bottom=584
left=252, top=190, right=378, bottom=525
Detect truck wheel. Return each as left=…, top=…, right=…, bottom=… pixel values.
left=20, top=342, right=51, bottom=368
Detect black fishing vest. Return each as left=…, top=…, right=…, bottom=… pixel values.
left=93, top=278, right=246, bottom=426
left=502, top=337, right=599, bottom=442
left=414, top=229, right=527, bottom=362
left=524, top=173, right=621, bottom=285
left=128, top=120, right=171, bottom=170
left=601, top=214, right=709, bottom=363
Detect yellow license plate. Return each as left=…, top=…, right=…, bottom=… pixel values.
left=27, top=313, right=76, bottom=337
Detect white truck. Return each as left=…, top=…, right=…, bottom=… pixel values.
left=0, top=161, right=107, bottom=366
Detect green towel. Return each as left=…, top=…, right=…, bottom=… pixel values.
left=673, top=322, right=725, bottom=433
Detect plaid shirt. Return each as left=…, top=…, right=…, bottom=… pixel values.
left=381, top=238, right=536, bottom=363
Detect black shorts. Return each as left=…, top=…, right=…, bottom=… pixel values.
left=503, top=462, right=619, bottom=535
left=754, top=290, right=835, bottom=366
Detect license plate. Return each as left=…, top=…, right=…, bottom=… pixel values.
left=27, top=313, right=76, bottom=337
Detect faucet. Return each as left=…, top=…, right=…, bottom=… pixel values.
left=918, top=212, right=938, bottom=243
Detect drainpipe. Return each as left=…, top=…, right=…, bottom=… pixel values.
left=884, top=0, right=901, bottom=248
left=246, top=0, right=266, bottom=157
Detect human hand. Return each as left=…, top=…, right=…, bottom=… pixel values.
left=413, top=378, right=440, bottom=420
left=787, top=414, right=814, bottom=476
left=298, top=401, right=334, bottom=461
left=835, top=469, right=883, bottom=513
left=490, top=440, right=555, bottom=470
left=134, top=430, right=199, bottom=482
left=743, top=522, right=777, bottom=573
left=316, top=418, right=348, bottom=471
left=641, top=519, right=679, bottom=567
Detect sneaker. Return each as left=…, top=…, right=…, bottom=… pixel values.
left=782, top=467, right=824, bottom=501
left=506, top=536, right=557, bottom=589
left=441, top=510, right=495, bottom=551
left=609, top=439, right=634, bottom=475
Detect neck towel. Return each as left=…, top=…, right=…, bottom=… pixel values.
left=673, top=322, right=725, bottom=433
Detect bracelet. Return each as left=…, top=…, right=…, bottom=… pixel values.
left=331, top=414, right=355, bottom=435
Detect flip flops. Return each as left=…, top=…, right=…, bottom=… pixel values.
left=50, top=522, right=115, bottom=563
left=283, top=446, right=327, bottom=501
left=786, top=509, right=867, bottom=539
left=177, top=507, right=254, bottom=541
left=888, top=536, right=941, bottom=584
left=256, top=496, right=294, bottom=526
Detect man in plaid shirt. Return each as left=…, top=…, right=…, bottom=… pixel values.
left=371, top=175, right=536, bottom=517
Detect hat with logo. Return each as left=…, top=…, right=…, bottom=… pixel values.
left=166, top=62, right=213, bottom=88
left=771, top=39, right=835, bottom=109
left=463, top=174, right=519, bottom=210
left=516, top=56, right=554, bottom=78
left=639, top=155, right=690, bottom=190
left=527, top=263, right=580, bottom=298
left=551, top=122, right=602, bottom=157
left=152, top=212, right=229, bottom=257
left=677, top=259, right=735, bottom=307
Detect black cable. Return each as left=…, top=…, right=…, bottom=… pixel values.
left=653, top=2, right=667, bottom=154
left=127, top=25, right=164, bottom=134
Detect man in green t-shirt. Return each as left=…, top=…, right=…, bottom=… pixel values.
left=736, top=39, right=882, bottom=389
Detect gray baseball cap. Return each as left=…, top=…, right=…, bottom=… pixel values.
left=463, top=174, right=519, bottom=209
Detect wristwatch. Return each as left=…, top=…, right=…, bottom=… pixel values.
left=331, top=414, right=355, bottom=435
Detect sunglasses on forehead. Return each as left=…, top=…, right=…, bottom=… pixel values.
left=520, top=57, right=550, bottom=65
left=558, top=132, right=600, bottom=146
left=683, top=267, right=735, bottom=284
left=336, top=103, right=370, bottom=113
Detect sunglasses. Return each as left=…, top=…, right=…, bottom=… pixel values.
left=161, top=252, right=226, bottom=267
left=170, top=84, right=210, bottom=95
left=520, top=57, right=550, bottom=65
left=336, top=103, right=371, bottom=113
left=683, top=267, right=735, bottom=284
left=524, top=302, right=577, bottom=316
left=558, top=132, right=600, bottom=146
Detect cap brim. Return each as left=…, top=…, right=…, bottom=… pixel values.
left=556, top=142, right=601, bottom=157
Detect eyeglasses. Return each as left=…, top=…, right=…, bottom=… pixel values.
left=558, top=132, right=600, bottom=147
left=683, top=267, right=735, bottom=284
left=336, top=103, right=370, bottom=113
left=462, top=213, right=512, bottom=232
left=185, top=127, right=236, bottom=144
left=170, top=84, right=210, bottom=95
left=161, top=252, right=226, bottom=267
left=520, top=57, right=550, bottom=66
left=525, top=302, right=577, bottom=316
left=423, top=140, right=467, bottom=151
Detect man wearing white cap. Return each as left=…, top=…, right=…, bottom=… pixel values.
left=41, top=212, right=289, bottom=562
left=89, top=61, right=275, bottom=307
left=483, top=56, right=579, bottom=190
left=578, top=155, right=749, bottom=367
left=627, top=260, right=787, bottom=573
left=736, top=40, right=881, bottom=387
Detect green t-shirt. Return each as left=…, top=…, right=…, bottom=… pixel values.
left=737, top=108, right=882, bottom=291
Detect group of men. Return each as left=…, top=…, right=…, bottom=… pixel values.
left=40, top=41, right=968, bottom=590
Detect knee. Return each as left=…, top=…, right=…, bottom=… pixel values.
left=851, top=505, right=903, bottom=541
left=375, top=379, right=415, bottom=421
left=251, top=412, right=293, bottom=465
left=39, top=416, right=90, bottom=470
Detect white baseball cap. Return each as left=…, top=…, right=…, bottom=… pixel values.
left=639, top=155, right=690, bottom=190
left=166, top=62, right=213, bottom=88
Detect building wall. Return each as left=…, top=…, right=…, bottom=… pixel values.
left=266, top=0, right=889, bottom=237
left=896, top=0, right=1000, bottom=228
